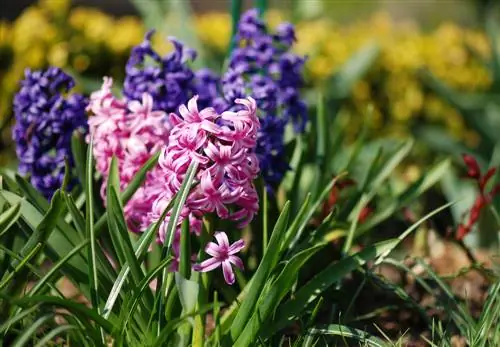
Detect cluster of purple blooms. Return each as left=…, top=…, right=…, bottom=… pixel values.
left=219, top=9, right=308, bottom=187
left=12, top=67, right=88, bottom=199
left=123, top=9, right=307, bottom=189
left=11, top=9, right=307, bottom=284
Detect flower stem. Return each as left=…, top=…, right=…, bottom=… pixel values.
left=229, top=0, right=243, bottom=54
left=255, top=0, right=267, bottom=17
left=263, top=185, right=269, bottom=251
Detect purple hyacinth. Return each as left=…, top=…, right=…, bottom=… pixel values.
left=124, top=30, right=220, bottom=112
left=13, top=67, right=88, bottom=199
left=256, top=115, right=290, bottom=187
left=219, top=9, right=308, bottom=189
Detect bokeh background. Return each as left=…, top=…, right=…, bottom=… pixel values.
left=0, top=0, right=497, bottom=169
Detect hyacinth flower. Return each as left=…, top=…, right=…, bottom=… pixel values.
left=123, top=30, right=220, bottom=112
left=134, top=96, right=259, bottom=284
left=194, top=232, right=245, bottom=285
left=149, top=96, right=260, bottom=241
left=86, top=77, right=171, bottom=232
left=212, top=9, right=308, bottom=189
left=12, top=67, right=88, bottom=199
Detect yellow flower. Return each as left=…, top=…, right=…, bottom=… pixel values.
left=69, top=8, right=113, bottom=44
left=39, top=0, right=69, bottom=16
left=107, top=17, right=144, bottom=53
left=195, top=12, right=231, bottom=53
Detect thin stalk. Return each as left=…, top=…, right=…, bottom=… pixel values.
left=263, top=185, right=269, bottom=251
left=229, top=0, right=243, bottom=53
left=192, top=217, right=214, bottom=347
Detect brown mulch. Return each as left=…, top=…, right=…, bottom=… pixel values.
left=343, top=230, right=496, bottom=346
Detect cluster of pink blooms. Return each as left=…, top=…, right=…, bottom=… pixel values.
left=87, top=78, right=171, bottom=232
left=87, top=78, right=260, bottom=284
left=150, top=96, right=260, bottom=241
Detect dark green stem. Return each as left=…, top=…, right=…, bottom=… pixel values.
left=255, top=0, right=267, bottom=17
left=229, top=0, right=243, bottom=54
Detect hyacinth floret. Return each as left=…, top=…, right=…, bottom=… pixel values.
left=13, top=67, right=88, bottom=199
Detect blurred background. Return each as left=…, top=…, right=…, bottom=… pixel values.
left=0, top=0, right=498, bottom=168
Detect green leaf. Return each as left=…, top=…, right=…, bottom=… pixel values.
left=230, top=0, right=243, bottom=52
left=229, top=202, right=291, bottom=341
left=262, top=239, right=399, bottom=337
left=354, top=159, right=451, bottom=238
left=13, top=190, right=64, bottom=269
left=33, top=325, right=79, bottom=347
left=0, top=243, right=42, bottom=291
left=0, top=190, right=86, bottom=279
left=312, top=93, right=328, bottom=199
left=14, top=295, right=114, bottom=333
left=106, top=157, right=130, bottom=267
left=85, top=137, right=105, bottom=343
left=287, top=175, right=344, bottom=252
left=374, top=201, right=455, bottom=265
left=179, top=218, right=192, bottom=279
left=234, top=244, right=325, bottom=346
left=415, top=126, right=483, bottom=164
left=152, top=304, right=215, bottom=347
left=63, top=193, right=85, bottom=235
left=305, top=324, right=387, bottom=347
left=175, top=273, right=199, bottom=315
left=11, top=314, right=55, bottom=347
left=368, top=139, right=413, bottom=194
left=104, top=196, right=176, bottom=324
left=328, top=42, right=380, bottom=100
left=119, top=257, right=173, bottom=336
left=28, top=240, right=89, bottom=296
left=419, top=69, right=496, bottom=147
left=156, top=160, right=199, bottom=333
left=486, top=11, right=500, bottom=91
left=0, top=202, right=21, bottom=237
left=14, top=174, right=85, bottom=245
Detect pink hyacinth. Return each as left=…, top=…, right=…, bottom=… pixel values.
left=87, top=78, right=171, bottom=232
left=194, top=232, right=245, bottom=285
left=149, top=96, right=260, bottom=243
left=88, top=81, right=259, bottom=281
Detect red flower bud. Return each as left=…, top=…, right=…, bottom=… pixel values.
left=462, top=154, right=481, bottom=179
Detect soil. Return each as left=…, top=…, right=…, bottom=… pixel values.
left=344, top=230, right=497, bottom=346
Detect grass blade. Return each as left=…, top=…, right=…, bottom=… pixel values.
left=156, top=160, right=199, bottom=334
left=0, top=202, right=21, bottom=237
left=235, top=244, right=325, bottom=346
left=263, top=239, right=399, bottom=337
left=85, top=137, right=104, bottom=343
left=306, top=324, right=387, bottom=347
left=229, top=202, right=291, bottom=341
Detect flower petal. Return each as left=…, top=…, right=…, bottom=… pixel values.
left=214, top=231, right=230, bottom=248
left=228, top=255, right=244, bottom=270
left=222, top=260, right=235, bottom=285
left=193, top=257, right=221, bottom=272
left=228, top=239, right=245, bottom=255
